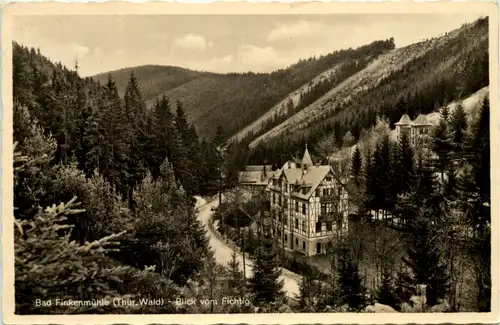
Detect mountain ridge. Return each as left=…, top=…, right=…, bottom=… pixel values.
left=93, top=39, right=396, bottom=139
left=246, top=17, right=489, bottom=164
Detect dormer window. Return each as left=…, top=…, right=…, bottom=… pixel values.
left=326, top=176, right=332, bottom=182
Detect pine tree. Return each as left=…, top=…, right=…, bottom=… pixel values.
left=227, top=252, right=244, bottom=291
left=398, top=156, right=449, bottom=307
left=450, top=102, right=467, bottom=154
left=173, top=100, right=198, bottom=196
left=350, top=145, right=362, bottom=183
left=199, top=139, right=222, bottom=196
left=362, top=150, right=376, bottom=215
left=123, top=72, right=147, bottom=206
left=132, top=159, right=208, bottom=285
left=396, top=130, right=415, bottom=195
left=13, top=104, right=58, bottom=220
left=297, top=271, right=316, bottom=311
left=373, top=135, right=394, bottom=217
left=151, top=96, right=175, bottom=177
left=403, top=216, right=449, bottom=307
left=14, top=197, right=134, bottom=314
left=250, top=231, right=284, bottom=305
left=337, top=243, right=366, bottom=311
left=431, top=117, right=453, bottom=185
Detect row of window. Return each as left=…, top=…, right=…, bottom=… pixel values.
left=276, top=213, right=345, bottom=235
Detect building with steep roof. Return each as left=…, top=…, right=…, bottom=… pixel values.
left=266, top=146, right=353, bottom=256
left=239, top=165, right=273, bottom=196
left=395, top=114, right=413, bottom=138
left=395, top=113, right=434, bottom=146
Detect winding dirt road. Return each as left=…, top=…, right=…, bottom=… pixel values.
left=195, top=196, right=300, bottom=299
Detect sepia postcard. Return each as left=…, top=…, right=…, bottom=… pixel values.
left=1, top=1, right=499, bottom=324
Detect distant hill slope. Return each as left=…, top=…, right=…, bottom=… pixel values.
left=94, top=40, right=395, bottom=139
left=93, top=65, right=212, bottom=102
left=247, top=17, right=489, bottom=164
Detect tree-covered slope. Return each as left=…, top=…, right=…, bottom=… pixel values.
left=96, top=40, right=395, bottom=139
left=247, top=17, right=489, bottom=164
left=93, top=65, right=212, bottom=101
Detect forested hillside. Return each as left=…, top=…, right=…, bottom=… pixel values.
left=93, top=65, right=213, bottom=101
left=247, top=17, right=489, bottom=165
left=97, top=39, right=395, bottom=139
left=13, top=42, right=255, bottom=314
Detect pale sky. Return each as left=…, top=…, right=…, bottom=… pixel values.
left=13, top=14, right=485, bottom=77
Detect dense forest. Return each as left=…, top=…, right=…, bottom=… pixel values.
left=345, top=98, right=491, bottom=312
left=97, top=39, right=395, bottom=139
left=247, top=17, right=489, bottom=165
left=13, top=42, right=254, bottom=314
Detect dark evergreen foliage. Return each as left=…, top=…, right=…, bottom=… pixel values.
left=337, top=243, right=366, bottom=311
left=250, top=231, right=284, bottom=305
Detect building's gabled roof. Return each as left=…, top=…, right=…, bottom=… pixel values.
left=413, top=114, right=432, bottom=126
left=395, top=114, right=413, bottom=126
left=300, top=166, right=331, bottom=198
left=267, top=145, right=349, bottom=199
left=274, top=165, right=333, bottom=200
left=239, top=170, right=272, bottom=185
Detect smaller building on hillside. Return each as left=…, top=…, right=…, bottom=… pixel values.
left=395, top=114, right=433, bottom=146
left=239, top=165, right=273, bottom=196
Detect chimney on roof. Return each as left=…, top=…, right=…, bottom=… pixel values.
left=288, top=161, right=291, bottom=169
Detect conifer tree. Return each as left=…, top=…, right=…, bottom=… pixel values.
left=362, top=150, right=376, bottom=214
left=123, top=72, right=147, bottom=205
left=450, top=102, right=467, bottom=154
left=151, top=96, right=175, bottom=177
left=250, top=231, right=284, bottom=305
left=297, top=266, right=316, bottom=311
left=350, top=145, right=362, bottom=184
left=398, top=157, right=449, bottom=307
left=13, top=104, right=58, bottom=220
left=172, top=100, right=202, bottom=196
left=432, top=116, right=453, bottom=185
left=15, top=198, right=135, bottom=314
left=132, top=159, right=207, bottom=285
left=373, top=135, right=394, bottom=217
left=226, top=251, right=245, bottom=295
left=396, top=130, right=415, bottom=195
left=337, top=243, right=366, bottom=311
